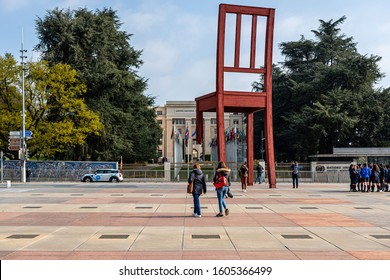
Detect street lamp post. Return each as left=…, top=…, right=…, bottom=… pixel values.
left=20, top=31, right=27, bottom=183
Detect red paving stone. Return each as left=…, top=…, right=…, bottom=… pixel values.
left=125, top=251, right=183, bottom=260
left=182, top=250, right=241, bottom=260
left=2, top=251, right=73, bottom=260
left=292, top=251, right=357, bottom=260
left=248, top=213, right=298, bottom=227
left=348, top=251, right=390, bottom=260
left=1, top=182, right=389, bottom=261
left=65, top=251, right=128, bottom=260
left=282, top=213, right=374, bottom=227
left=238, top=250, right=299, bottom=260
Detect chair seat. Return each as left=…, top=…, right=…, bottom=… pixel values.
left=196, top=91, right=267, bottom=113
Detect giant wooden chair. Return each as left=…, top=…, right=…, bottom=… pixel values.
left=195, top=4, right=276, bottom=188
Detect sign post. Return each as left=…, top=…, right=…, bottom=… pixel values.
left=1, top=150, right=3, bottom=183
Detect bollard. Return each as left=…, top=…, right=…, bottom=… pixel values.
left=6, top=180, right=11, bottom=188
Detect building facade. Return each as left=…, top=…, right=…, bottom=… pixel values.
left=156, top=101, right=245, bottom=163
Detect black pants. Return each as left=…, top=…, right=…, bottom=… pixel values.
left=292, top=173, right=298, bottom=188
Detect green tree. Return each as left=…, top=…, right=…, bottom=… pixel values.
left=25, top=61, right=103, bottom=159
left=0, top=53, right=22, bottom=157
left=0, top=54, right=102, bottom=159
left=35, top=7, right=161, bottom=162
left=258, top=16, right=387, bottom=161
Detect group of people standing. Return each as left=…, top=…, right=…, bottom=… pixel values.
left=187, top=160, right=265, bottom=218
left=239, top=161, right=264, bottom=190
left=187, top=161, right=231, bottom=218
left=349, top=163, right=390, bottom=192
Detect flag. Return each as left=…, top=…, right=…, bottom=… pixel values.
left=191, top=129, right=196, bottom=137
left=231, top=127, right=236, bottom=140
left=184, top=126, right=189, bottom=146
left=170, top=127, right=174, bottom=139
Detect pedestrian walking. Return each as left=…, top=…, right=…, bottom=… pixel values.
left=256, top=162, right=264, bottom=184
left=213, top=161, right=231, bottom=217
left=187, top=163, right=207, bottom=218
left=239, top=162, right=248, bottom=192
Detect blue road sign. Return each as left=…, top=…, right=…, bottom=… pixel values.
left=20, top=130, right=33, bottom=137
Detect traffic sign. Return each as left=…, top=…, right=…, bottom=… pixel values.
left=8, top=145, right=21, bottom=151
left=9, top=138, right=21, bottom=144
left=9, top=131, right=20, bottom=136
left=8, top=130, right=33, bottom=137
left=8, top=135, right=21, bottom=139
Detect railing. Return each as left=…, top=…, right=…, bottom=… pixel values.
left=0, top=166, right=351, bottom=183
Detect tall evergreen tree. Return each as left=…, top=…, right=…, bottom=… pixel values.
left=255, top=16, right=387, bottom=161
left=35, top=8, right=161, bottom=162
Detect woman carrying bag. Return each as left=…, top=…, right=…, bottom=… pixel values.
left=187, top=163, right=207, bottom=218
left=213, top=161, right=231, bottom=217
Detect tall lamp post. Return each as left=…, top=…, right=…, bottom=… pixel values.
left=20, top=31, right=27, bottom=183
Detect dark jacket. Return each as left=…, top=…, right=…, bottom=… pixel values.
left=188, top=168, right=207, bottom=195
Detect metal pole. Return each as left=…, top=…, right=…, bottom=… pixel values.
left=187, top=125, right=189, bottom=178
left=20, top=30, right=27, bottom=183
left=1, top=150, right=3, bottom=183
left=234, top=125, right=237, bottom=179
left=173, top=121, right=176, bottom=180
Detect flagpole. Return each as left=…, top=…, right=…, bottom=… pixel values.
left=234, top=124, right=238, bottom=178
left=186, top=125, right=189, bottom=179
left=173, top=121, right=176, bottom=179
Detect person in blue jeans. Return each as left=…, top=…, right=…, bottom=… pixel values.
left=213, top=161, right=231, bottom=217
left=187, top=163, right=207, bottom=218
left=256, top=162, right=264, bottom=184
left=290, top=161, right=300, bottom=188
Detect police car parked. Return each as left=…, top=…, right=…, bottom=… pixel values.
left=81, top=169, right=123, bottom=183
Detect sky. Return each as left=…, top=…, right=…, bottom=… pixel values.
left=1, top=0, right=390, bottom=106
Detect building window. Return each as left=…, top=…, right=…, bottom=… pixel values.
left=214, top=128, right=217, bottom=135
left=178, top=128, right=183, bottom=134
left=173, top=118, right=185, bottom=125
left=157, top=120, right=162, bottom=125
left=233, top=119, right=239, bottom=125
left=156, top=111, right=163, bottom=116
left=210, top=118, right=217, bottom=124
left=191, top=118, right=196, bottom=125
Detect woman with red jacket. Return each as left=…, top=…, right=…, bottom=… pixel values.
left=213, top=161, right=231, bottom=217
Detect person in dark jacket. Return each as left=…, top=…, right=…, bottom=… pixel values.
left=213, top=161, right=231, bottom=217
left=290, top=161, right=300, bottom=188
left=188, top=163, right=207, bottom=218
left=239, top=162, right=248, bottom=192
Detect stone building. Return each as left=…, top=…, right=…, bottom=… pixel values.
left=156, top=101, right=245, bottom=163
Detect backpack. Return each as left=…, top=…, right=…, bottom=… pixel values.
left=214, top=173, right=227, bottom=189
left=293, top=165, right=299, bottom=174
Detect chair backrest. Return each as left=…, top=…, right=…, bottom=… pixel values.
left=216, top=4, right=275, bottom=95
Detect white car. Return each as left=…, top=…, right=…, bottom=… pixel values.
left=81, top=169, right=123, bottom=183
